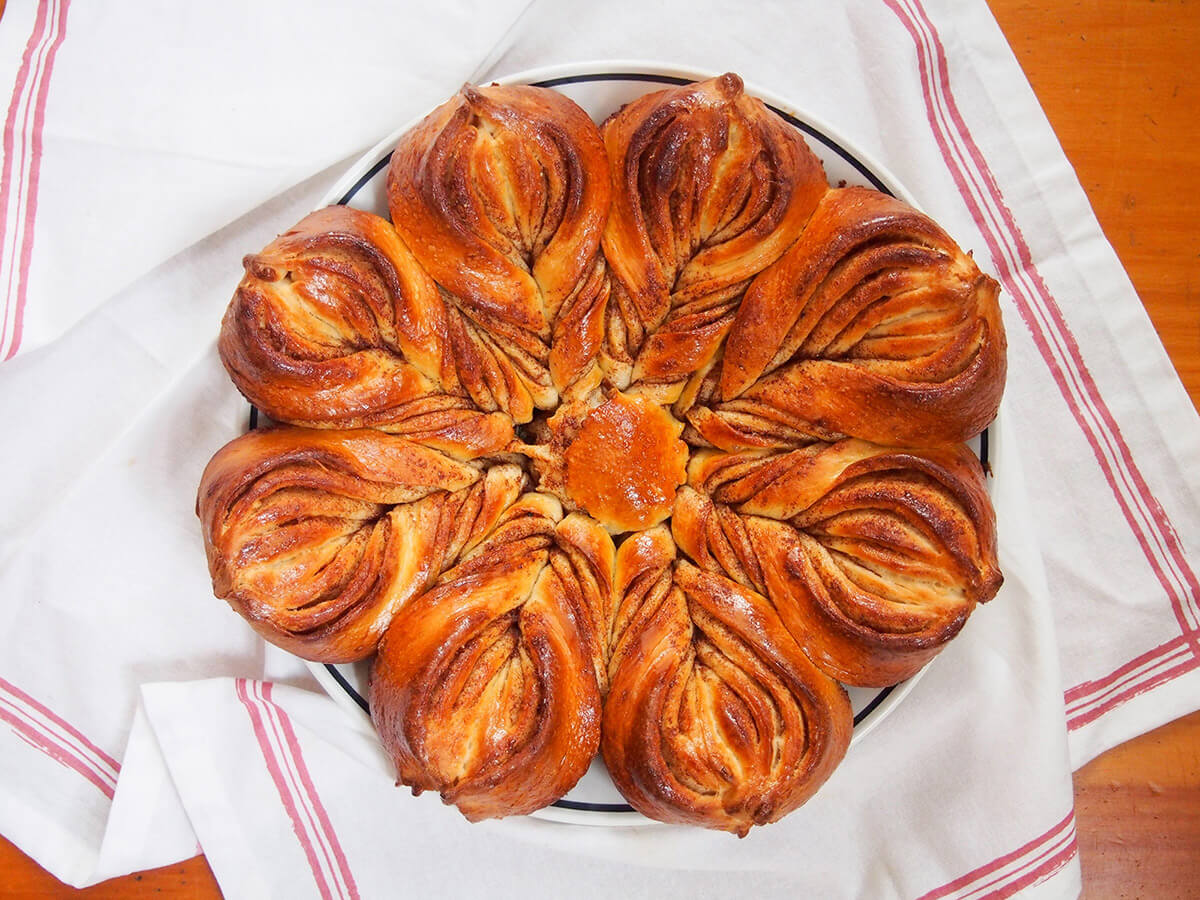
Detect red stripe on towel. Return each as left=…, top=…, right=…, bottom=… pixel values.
left=237, top=679, right=358, bottom=899
left=0, top=677, right=117, bottom=799
left=237, top=678, right=336, bottom=900
left=883, top=0, right=1200, bottom=729
left=915, top=810, right=1075, bottom=900
left=259, top=682, right=359, bottom=899
left=0, top=0, right=72, bottom=360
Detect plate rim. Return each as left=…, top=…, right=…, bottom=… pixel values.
left=304, top=59, right=943, bottom=828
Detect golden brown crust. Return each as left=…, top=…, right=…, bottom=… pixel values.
left=683, top=187, right=1006, bottom=449
left=678, top=439, right=1002, bottom=686
left=602, top=527, right=852, bottom=835
left=199, top=76, right=1008, bottom=832
left=387, top=84, right=612, bottom=418
left=196, top=426, right=529, bottom=662
left=217, top=206, right=514, bottom=460
left=600, top=73, right=827, bottom=398
left=369, top=502, right=614, bottom=820
left=561, top=392, right=688, bottom=532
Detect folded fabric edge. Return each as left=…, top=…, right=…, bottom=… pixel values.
left=90, top=696, right=200, bottom=885
left=140, top=679, right=280, bottom=899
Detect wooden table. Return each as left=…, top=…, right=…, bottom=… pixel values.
left=2, top=1, right=1198, bottom=896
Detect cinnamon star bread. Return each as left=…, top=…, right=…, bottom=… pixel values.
left=199, top=73, right=1005, bottom=833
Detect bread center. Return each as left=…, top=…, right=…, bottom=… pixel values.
left=561, top=393, right=688, bottom=533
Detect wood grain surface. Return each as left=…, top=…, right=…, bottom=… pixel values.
left=2, top=0, right=1198, bottom=896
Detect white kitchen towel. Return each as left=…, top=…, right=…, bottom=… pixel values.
left=0, top=0, right=530, bottom=361
left=0, top=0, right=1197, bottom=893
left=90, top=645, right=317, bottom=884
left=0, top=166, right=330, bottom=886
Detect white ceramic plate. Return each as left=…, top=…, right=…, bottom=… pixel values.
left=297, top=61, right=991, bottom=827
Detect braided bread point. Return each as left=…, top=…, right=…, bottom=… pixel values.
left=678, top=439, right=1002, bottom=686
left=218, top=205, right=513, bottom=460
left=684, top=187, right=1005, bottom=449
left=602, top=526, right=851, bottom=835
left=197, top=426, right=527, bottom=662
left=600, top=73, right=827, bottom=400
left=370, top=503, right=614, bottom=820
left=387, top=83, right=612, bottom=420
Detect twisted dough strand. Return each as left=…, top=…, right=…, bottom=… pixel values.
left=370, top=501, right=614, bottom=820
left=678, top=439, right=1002, bottom=686
left=600, top=73, right=827, bottom=398
left=603, top=527, right=851, bottom=835
left=387, top=84, right=612, bottom=418
left=685, top=187, right=1006, bottom=449
left=218, top=206, right=514, bottom=460
left=197, top=426, right=527, bottom=662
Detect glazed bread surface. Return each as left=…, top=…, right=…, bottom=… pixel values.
left=198, top=74, right=1006, bottom=832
